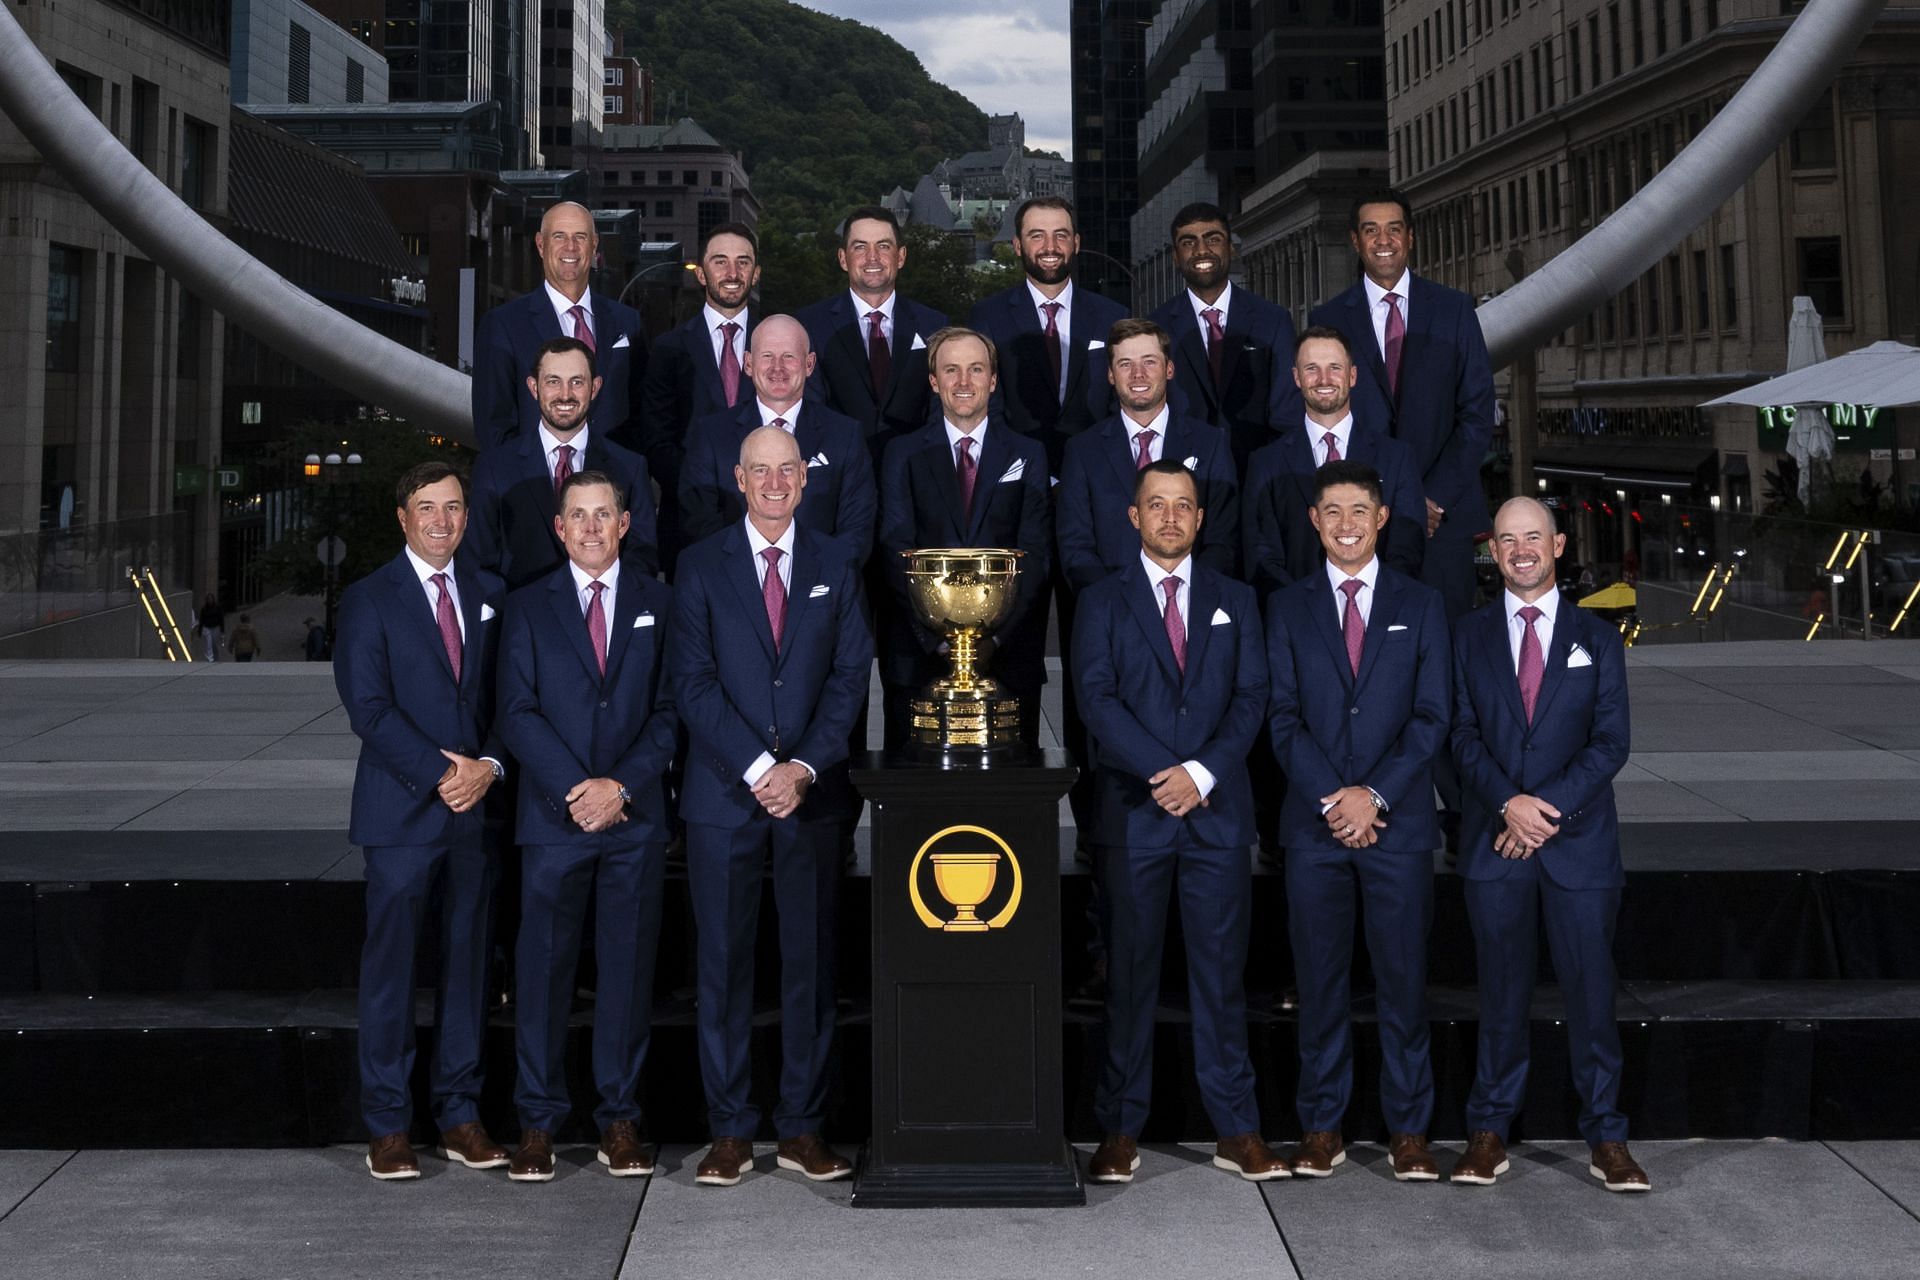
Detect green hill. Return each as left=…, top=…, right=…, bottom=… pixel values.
left=609, top=0, right=989, bottom=228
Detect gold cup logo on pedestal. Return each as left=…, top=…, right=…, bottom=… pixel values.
left=909, top=825, right=1023, bottom=932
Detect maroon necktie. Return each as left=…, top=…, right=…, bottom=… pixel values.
left=719, top=321, right=742, bottom=407
left=568, top=304, right=595, bottom=354
left=1161, top=576, right=1186, bottom=673
left=761, top=547, right=787, bottom=650
left=1041, top=300, right=1063, bottom=399
left=1322, top=431, right=1341, bottom=463
left=1201, top=307, right=1225, bottom=385
left=552, top=443, right=574, bottom=504
left=1133, top=428, right=1157, bottom=470
left=1383, top=292, right=1405, bottom=397
left=1339, top=578, right=1365, bottom=677
left=430, top=572, right=462, bottom=682
left=955, top=435, right=978, bottom=521
left=585, top=580, right=608, bottom=676
left=771, top=416, right=789, bottom=433
left=866, top=310, right=891, bottom=398
left=1517, top=605, right=1545, bottom=723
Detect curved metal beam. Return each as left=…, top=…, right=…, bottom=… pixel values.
left=1479, top=0, right=1886, bottom=368
left=0, top=3, right=473, bottom=443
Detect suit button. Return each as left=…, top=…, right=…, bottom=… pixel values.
left=768, top=725, right=777, bottom=734
left=1178, top=707, right=1187, bottom=716
left=774, top=679, right=783, bottom=688
left=1350, top=706, right=1360, bottom=716
left=599, top=699, right=609, bottom=708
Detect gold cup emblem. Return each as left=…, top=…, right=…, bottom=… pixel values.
left=929, top=852, right=1001, bottom=932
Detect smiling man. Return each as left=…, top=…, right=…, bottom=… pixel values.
left=1263, top=459, right=1450, bottom=1183
left=473, top=202, right=650, bottom=451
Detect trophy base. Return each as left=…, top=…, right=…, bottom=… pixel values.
left=909, top=689, right=1023, bottom=761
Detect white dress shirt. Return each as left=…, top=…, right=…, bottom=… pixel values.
left=1188, top=280, right=1234, bottom=332
left=705, top=303, right=749, bottom=370
left=1504, top=586, right=1560, bottom=673
left=1027, top=278, right=1074, bottom=403
left=757, top=400, right=801, bottom=431
left=1325, top=553, right=1381, bottom=630
left=1140, top=551, right=1215, bottom=801
left=569, top=556, right=620, bottom=620
left=1362, top=271, right=1411, bottom=360
left=1307, top=412, right=1354, bottom=468
left=944, top=419, right=988, bottom=471
left=404, top=546, right=465, bottom=643
left=852, top=289, right=895, bottom=351
left=537, top=421, right=589, bottom=487
left=1124, top=404, right=1170, bottom=464
left=741, top=518, right=813, bottom=788
left=544, top=281, right=594, bottom=343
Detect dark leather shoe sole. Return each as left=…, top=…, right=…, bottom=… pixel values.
left=438, top=1144, right=509, bottom=1170
left=364, top=1154, right=420, bottom=1181
left=774, top=1153, right=852, bottom=1181
left=598, top=1149, right=655, bottom=1177
left=1590, top=1162, right=1651, bottom=1192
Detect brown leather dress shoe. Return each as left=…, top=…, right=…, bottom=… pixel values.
left=1388, top=1133, right=1439, bottom=1181
left=1291, top=1130, right=1345, bottom=1177
left=1450, top=1130, right=1510, bottom=1185
left=438, top=1120, right=509, bottom=1170
left=365, top=1132, right=420, bottom=1181
left=597, top=1120, right=655, bottom=1177
left=775, top=1134, right=853, bottom=1181
left=696, top=1136, right=756, bottom=1186
left=1089, top=1134, right=1141, bottom=1183
left=1589, top=1141, right=1651, bottom=1192
left=509, top=1129, right=555, bottom=1183
left=1214, top=1133, right=1292, bottom=1181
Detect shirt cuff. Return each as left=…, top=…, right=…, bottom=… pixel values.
left=1366, top=786, right=1389, bottom=812
left=743, top=752, right=776, bottom=787
left=1180, top=760, right=1216, bottom=800
left=481, top=756, right=505, bottom=781
left=791, top=759, right=818, bottom=784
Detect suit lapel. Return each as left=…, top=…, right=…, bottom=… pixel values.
left=452, top=559, right=487, bottom=693
left=781, top=534, right=828, bottom=670
left=527, top=292, right=564, bottom=346
left=1102, top=417, right=1137, bottom=491
left=1181, top=569, right=1218, bottom=685
left=915, top=428, right=968, bottom=543
left=1124, top=561, right=1183, bottom=686
left=1284, top=429, right=1318, bottom=510
left=603, top=574, right=650, bottom=682
left=1060, top=295, right=1088, bottom=408
left=1345, top=286, right=1393, bottom=409
left=1168, top=304, right=1216, bottom=409
left=1528, top=604, right=1577, bottom=727
left=721, top=526, right=779, bottom=662
left=387, top=555, right=456, bottom=686
left=588, top=291, right=626, bottom=358
left=1304, top=573, right=1353, bottom=690
left=826, top=296, right=876, bottom=410
left=966, top=426, right=1014, bottom=541
left=1352, top=568, right=1397, bottom=691
left=882, top=297, right=924, bottom=407
left=1218, top=299, right=1252, bottom=396
left=1477, top=605, right=1528, bottom=731
left=549, top=571, right=603, bottom=685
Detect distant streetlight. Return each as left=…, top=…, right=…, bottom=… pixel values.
left=618, top=259, right=695, bottom=307
left=306, top=449, right=362, bottom=645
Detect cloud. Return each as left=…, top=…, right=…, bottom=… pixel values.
left=791, top=2, right=1074, bottom=157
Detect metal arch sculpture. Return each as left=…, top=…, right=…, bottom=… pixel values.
left=0, top=0, right=1890, bottom=427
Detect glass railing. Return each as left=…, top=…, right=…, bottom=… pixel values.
left=0, top=513, right=193, bottom=640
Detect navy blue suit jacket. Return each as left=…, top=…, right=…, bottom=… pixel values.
left=679, top=399, right=877, bottom=562
left=472, top=289, right=650, bottom=452
left=796, top=292, right=948, bottom=460
left=667, top=523, right=873, bottom=829
left=636, top=309, right=757, bottom=499
left=1451, top=596, right=1629, bottom=889
left=1264, top=564, right=1450, bottom=852
left=468, top=430, right=658, bottom=591
left=877, top=419, right=1053, bottom=689
left=1242, top=421, right=1426, bottom=600
left=1309, top=275, right=1494, bottom=538
left=967, top=283, right=1129, bottom=476
left=1074, top=562, right=1267, bottom=850
left=1147, top=287, right=1301, bottom=471
left=336, top=552, right=505, bottom=848
left=1056, top=412, right=1240, bottom=592
left=496, top=568, right=678, bottom=846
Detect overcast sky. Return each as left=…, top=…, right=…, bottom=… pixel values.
left=791, top=1, right=1075, bottom=157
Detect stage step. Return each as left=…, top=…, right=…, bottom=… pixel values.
left=2, top=981, right=1915, bottom=1148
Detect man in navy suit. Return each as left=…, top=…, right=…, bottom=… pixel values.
left=796, top=206, right=948, bottom=461
left=469, top=337, right=658, bottom=589
left=334, top=461, right=509, bottom=1181
left=1243, top=327, right=1424, bottom=602
left=1265, top=459, right=1450, bottom=1182
left=878, top=326, right=1053, bottom=750
left=495, top=471, right=678, bottom=1183
left=966, top=196, right=1129, bottom=478
left=668, top=425, right=874, bottom=1187
left=473, top=202, right=650, bottom=451
left=1074, top=461, right=1290, bottom=1185
left=638, top=223, right=761, bottom=573
left=1309, top=189, right=1494, bottom=618
left=1146, top=202, right=1299, bottom=473
left=1448, top=498, right=1648, bottom=1193
left=680, top=314, right=876, bottom=561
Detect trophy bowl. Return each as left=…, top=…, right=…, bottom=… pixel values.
left=901, top=548, right=1025, bottom=758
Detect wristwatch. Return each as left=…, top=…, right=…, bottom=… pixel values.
left=616, top=783, right=632, bottom=806
left=487, top=758, right=505, bottom=782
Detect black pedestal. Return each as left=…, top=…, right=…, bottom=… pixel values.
left=849, top=750, right=1083, bottom=1207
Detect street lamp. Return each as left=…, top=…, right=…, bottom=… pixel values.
left=618, top=259, right=695, bottom=307
left=305, top=449, right=362, bottom=646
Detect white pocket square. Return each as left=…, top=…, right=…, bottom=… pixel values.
left=1087, top=339, right=1105, bottom=350
left=806, top=453, right=830, bottom=468
left=479, top=604, right=497, bottom=622
left=1211, top=608, right=1231, bottom=625
left=633, top=614, right=654, bottom=628
left=809, top=584, right=830, bottom=598
left=1568, top=645, right=1594, bottom=668
left=1000, top=459, right=1026, bottom=483
left=612, top=334, right=630, bottom=349
left=1387, top=623, right=1408, bottom=632
left=1182, top=455, right=1199, bottom=470
left=911, top=333, right=927, bottom=351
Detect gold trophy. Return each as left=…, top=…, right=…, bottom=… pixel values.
left=929, top=851, right=1002, bottom=931
left=903, top=547, right=1025, bottom=757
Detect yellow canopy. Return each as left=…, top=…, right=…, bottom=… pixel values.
left=1579, top=584, right=1638, bottom=610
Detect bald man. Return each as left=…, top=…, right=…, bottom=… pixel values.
left=474, top=201, right=651, bottom=451
left=679, top=315, right=876, bottom=562
left=1448, top=497, right=1645, bottom=1192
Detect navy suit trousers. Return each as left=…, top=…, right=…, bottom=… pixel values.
left=686, top=817, right=841, bottom=1139
left=358, top=840, right=495, bottom=1137
left=514, top=838, right=668, bottom=1133
left=1097, top=838, right=1260, bottom=1139
left=1464, top=873, right=1627, bottom=1145
left=1287, top=841, right=1434, bottom=1136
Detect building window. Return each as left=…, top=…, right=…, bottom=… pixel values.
left=1589, top=14, right=1602, bottom=86
left=711, top=170, right=724, bottom=186
left=606, top=67, right=623, bottom=86
left=1796, top=237, right=1844, bottom=319
left=130, top=79, right=157, bottom=166
left=655, top=200, right=673, bottom=218
left=347, top=61, right=365, bottom=104
left=1667, top=254, right=1684, bottom=333
left=45, top=244, right=83, bottom=374
left=1574, top=154, right=1590, bottom=222
left=288, top=23, right=312, bottom=104
left=1622, top=281, right=1638, bottom=338
left=1790, top=89, right=1836, bottom=169
left=1549, top=162, right=1562, bottom=225
left=1681, top=0, right=1694, bottom=42
left=659, top=171, right=672, bottom=184
left=683, top=169, right=698, bottom=184
left=1720, top=244, right=1738, bottom=327
left=1692, top=248, right=1710, bottom=331
left=180, top=118, right=213, bottom=210
left=1655, top=0, right=1669, bottom=55
left=605, top=95, right=619, bottom=115
left=1570, top=26, right=1582, bottom=95
left=1608, top=5, right=1622, bottom=79
left=1631, top=0, right=1645, bottom=67
left=1644, top=267, right=1661, bottom=333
